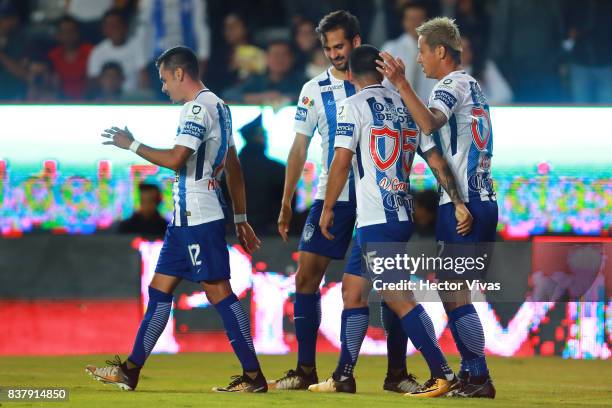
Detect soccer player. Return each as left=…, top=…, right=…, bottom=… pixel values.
left=378, top=17, right=497, bottom=398
left=309, top=44, right=471, bottom=397
left=274, top=11, right=418, bottom=393
left=85, top=46, right=268, bottom=393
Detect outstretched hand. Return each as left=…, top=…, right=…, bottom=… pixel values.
left=375, top=51, right=408, bottom=89
left=101, top=126, right=134, bottom=150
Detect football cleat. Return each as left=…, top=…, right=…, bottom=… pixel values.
left=447, top=377, right=496, bottom=398
left=383, top=372, right=420, bottom=393
left=270, top=368, right=319, bottom=390
left=405, top=376, right=455, bottom=398
left=308, top=374, right=356, bottom=394
left=85, top=355, right=140, bottom=391
left=213, top=372, right=268, bottom=393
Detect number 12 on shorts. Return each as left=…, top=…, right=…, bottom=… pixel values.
left=188, top=244, right=202, bottom=266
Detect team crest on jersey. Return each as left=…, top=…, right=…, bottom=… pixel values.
left=192, top=105, right=202, bottom=114
left=301, top=96, right=314, bottom=107
left=302, top=223, right=316, bottom=242
left=471, top=106, right=491, bottom=151
left=369, top=126, right=401, bottom=171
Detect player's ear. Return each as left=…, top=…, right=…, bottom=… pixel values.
left=353, top=34, right=362, bottom=48
left=175, top=67, right=184, bottom=81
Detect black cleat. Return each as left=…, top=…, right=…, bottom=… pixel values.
left=448, top=377, right=496, bottom=398
left=308, top=373, right=356, bottom=393
left=270, top=367, right=319, bottom=390
left=213, top=371, right=268, bottom=393
left=383, top=372, right=420, bottom=393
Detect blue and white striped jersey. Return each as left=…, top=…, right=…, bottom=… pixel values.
left=293, top=68, right=356, bottom=202
left=334, top=85, right=435, bottom=227
left=427, top=70, right=496, bottom=205
left=172, top=89, right=234, bottom=226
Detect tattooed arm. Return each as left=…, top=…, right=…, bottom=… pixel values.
left=423, top=147, right=473, bottom=235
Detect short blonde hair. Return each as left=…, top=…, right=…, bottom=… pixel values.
left=416, top=17, right=462, bottom=62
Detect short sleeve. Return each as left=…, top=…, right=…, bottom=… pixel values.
left=293, top=82, right=317, bottom=137
left=175, top=101, right=210, bottom=151
left=333, top=101, right=359, bottom=153
left=429, top=76, right=463, bottom=119
left=417, top=131, right=436, bottom=157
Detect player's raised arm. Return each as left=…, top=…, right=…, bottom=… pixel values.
left=101, top=126, right=193, bottom=171
left=421, top=147, right=472, bottom=235
left=225, top=145, right=262, bottom=254
left=278, top=133, right=312, bottom=241
left=376, top=52, right=447, bottom=135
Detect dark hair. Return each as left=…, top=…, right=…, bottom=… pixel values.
left=155, top=46, right=199, bottom=79
left=414, top=189, right=439, bottom=213
left=266, top=38, right=294, bottom=53
left=102, top=8, right=127, bottom=23
left=139, top=183, right=162, bottom=203
left=57, top=15, right=79, bottom=28
left=402, top=0, right=429, bottom=16
left=348, top=44, right=383, bottom=81
left=101, top=61, right=124, bottom=77
left=316, top=10, right=360, bottom=42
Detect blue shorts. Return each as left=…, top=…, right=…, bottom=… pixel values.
left=298, top=199, right=356, bottom=260
left=155, top=218, right=230, bottom=283
left=345, top=221, right=414, bottom=277
left=436, top=200, right=498, bottom=243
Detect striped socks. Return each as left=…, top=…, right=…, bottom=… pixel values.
left=448, top=304, right=489, bottom=380
left=128, top=286, right=173, bottom=367
left=333, top=307, right=369, bottom=379
left=214, top=293, right=260, bottom=372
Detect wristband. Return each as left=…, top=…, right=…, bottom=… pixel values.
left=234, top=214, right=247, bottom=223
left=129, top=140, right=141, bottom=153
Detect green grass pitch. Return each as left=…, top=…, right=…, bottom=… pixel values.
left=0, top=353, right=610, bottom=407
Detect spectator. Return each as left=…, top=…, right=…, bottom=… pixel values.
left=0, top=3, right=27, bottom=100
left=461, top=36, right=512, bottom=105
left=136, top=0, right=210, bottom=79
left=48, top=16, right=93, bottom=100
left=207, top=13, right=265, bottom=93
left=222, top=39, right=305, bottom=106
left=453, top=0, right=490, bottom=61
left=236, top=114, right=286, bottom=234
left=25, top=56, right=59, bottom=102
left=87, top=9, right=147, bottom=94
left=118, top=183, right=168, bottom=238
left=489, top=0, right=565, bottom=103
left=92, top=61, right=124, bottom=102
left=412, top=189, right=438, bottom=239
left=381, top=1, right=436, bottom=100
left=293, top=18, right=317, bottom=71
left=305, top=45, right=327, bottom=79
left=567, top=0, right=612, bottom=104
left=64, top=0, right=113, bottom=43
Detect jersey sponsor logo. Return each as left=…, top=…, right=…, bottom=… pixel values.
left=468, top=172, right=495, bottom=194
left=378, top=176, right=409, bottom=193
left=181, top=121, right=206, bottom=139
left=381, top=191, right=413, bottom=213
left=369, top=126, right=401, bottom=171
left=301, top=96, right=314, bottom=107
left=320, top=83, right=344, bottom=93
left=336, top=122, right=355, bottom=137
left=434, top=90, right=457, bottom=109
left=443, top=78, right=453, bottom=85
left=302, top=223, right=315, bottom=242
left=471, top=106, right=491, bottom=151
left=295, top=106, right=308, bottom=121
left=192, top=105, right=202, bottom=114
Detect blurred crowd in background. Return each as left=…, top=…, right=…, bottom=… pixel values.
left=0, top=0, right=611, bottom=105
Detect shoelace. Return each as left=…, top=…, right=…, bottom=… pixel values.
left=281, top=369, right=299, bottom=379
left=405, top=374, right=417, bottom=382
left=105, top=355, right=123, bottom=367
left=421, top=378, right=438, bottom=390
left=227, top=374, right=247, bottom=389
